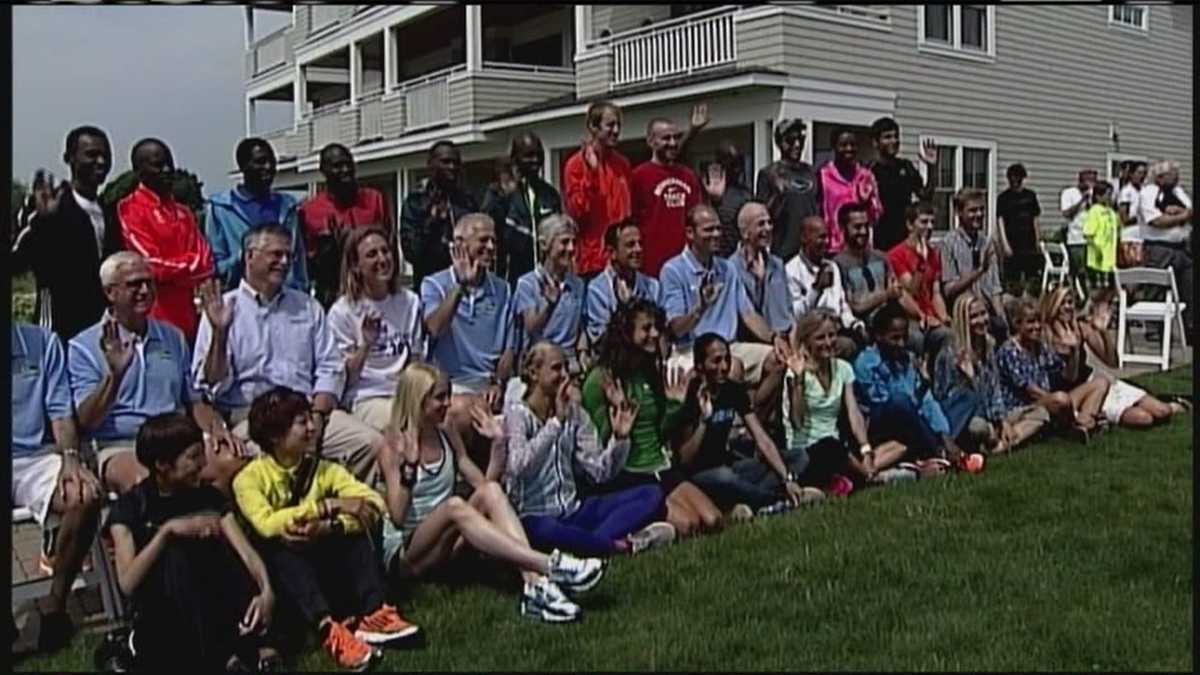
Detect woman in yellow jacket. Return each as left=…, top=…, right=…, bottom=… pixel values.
left=232, top=386, right=416, bottom=671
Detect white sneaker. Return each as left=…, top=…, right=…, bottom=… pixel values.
left=520, top=578, right=580, bottom=623
left=729, top=504, right=754, bottom=522
left=547, top=549, right=606, bottom=594
left=628, top=521, right=676, bottom=554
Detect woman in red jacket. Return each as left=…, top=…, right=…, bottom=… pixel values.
left=563, top=101, right=633, bottom=278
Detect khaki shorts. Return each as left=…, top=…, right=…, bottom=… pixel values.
left=352, top=396, right=395, bottom=433
left=12, top=446, right=63, bottom=527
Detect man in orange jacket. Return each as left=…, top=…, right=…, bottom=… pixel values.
left=563, top=101, right=633, bottom=278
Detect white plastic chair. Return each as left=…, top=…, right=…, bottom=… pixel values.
left=1039, top=241, right=1084, bottom=300
left=1114, top=266, right=1188, bottom=371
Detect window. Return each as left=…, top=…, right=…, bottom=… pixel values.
left=1106, top=153, right=1147, bottom=185
left=918, top=5, right=995, bottom=59
left=1109, top=5, right=1149, bottom=31
left=919, top=137, right=997, bottom=235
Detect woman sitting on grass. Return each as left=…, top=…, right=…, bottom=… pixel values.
left=504, top=341, right=676, bottom=556
left=1070, top=287, right=1189, bottom=428
left=231, top=387, right=415, bottom=672
left=580, top=298, right=724, bottom=536
left=668, top=333, right=820, bottom=518
left=934, top=294, right=1046, bottom=455
left=378, top=361, right=607, bottom=624
left=995, top=299, right=1098, bottom=442
left=106, top=413, right=279, bottom=672
left=782, top=309, right=900, bottom=489
left=1038, top=286, right=1111, bottom=433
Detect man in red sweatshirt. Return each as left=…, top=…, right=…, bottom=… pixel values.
left=632, top=117, right=703, bottom=277
left=563, top=101, right=632, bottom=278
left=117, top=138, right=213, bottom=342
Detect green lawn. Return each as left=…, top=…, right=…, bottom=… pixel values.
left=16, top=368, right=1193, bottom=672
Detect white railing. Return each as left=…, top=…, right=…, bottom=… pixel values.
left=253, top=27, right=289, bottom=75
left=358, top=90, right=384, bottom=140
left=310, top=104, right=342, bottom=149
left=401, top=65, right=462, bottom=131
left=260, top=127, right=292, bottom=157
left=310, top=5, right=342, bottom=33
left=481, top=61, right=575, bottom=78
left=611, top=8, right=738, bottom=87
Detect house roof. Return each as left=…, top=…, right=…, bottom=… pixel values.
left=479, top=65, right=789, bottom=124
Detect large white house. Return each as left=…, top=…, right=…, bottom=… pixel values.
left=240, top=3, right=1193, bottom=262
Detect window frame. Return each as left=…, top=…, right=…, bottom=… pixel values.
left=1106, top=152, right=1148, bottom=184
left=916, top=5, right=996, bottom=62
left=917, top=135, right=998, bottom=241
left=1108, top=4, right=1150, bottom=33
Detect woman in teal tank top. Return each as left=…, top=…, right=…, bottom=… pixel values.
left=580, top=299, right=722, bottom=537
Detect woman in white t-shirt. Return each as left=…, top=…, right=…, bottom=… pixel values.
left=328, top=226, right=428, bottom=431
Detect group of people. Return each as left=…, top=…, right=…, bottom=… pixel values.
left=10, top=103, right=1192, bottom=671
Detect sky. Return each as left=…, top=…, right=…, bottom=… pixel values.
left=13, top=5, right=255, bottom=194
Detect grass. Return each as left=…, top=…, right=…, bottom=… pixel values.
left=16, top=368, right=1193, bottom=672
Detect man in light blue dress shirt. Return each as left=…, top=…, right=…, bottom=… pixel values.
left=728, top=201, right=793, bottom=337
left=584, top=220, right=660, bottom=344
left=659, top=204, right=789, bottom=389
left=192, top=223, right=384, bottom=484
left=68, top=252, right=233, bottom=494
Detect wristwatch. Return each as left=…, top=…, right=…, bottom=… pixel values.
left=785, top=471, right=797, bottom=484
left=400, top=462, right=418, bottom=487
left=860, top=444, right=873, bottom=457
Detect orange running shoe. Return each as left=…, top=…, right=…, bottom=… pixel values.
left=354, top=604, right=421, bottom=646
left=322, top=619, right=374, bottom=671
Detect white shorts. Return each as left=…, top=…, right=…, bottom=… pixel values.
left=1100, top=378, right=1148, bottom=424
left=12, top=446, right=64, bottom=527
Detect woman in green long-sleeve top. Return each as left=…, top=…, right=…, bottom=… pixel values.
left=580, top=298, right=722, bottom=537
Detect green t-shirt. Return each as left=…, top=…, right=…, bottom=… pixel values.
left=581, top=367, right=680, bottom=473
left=1082, top=204, right=1119, bottom=273
left=783, top=358, right=855, bottom=451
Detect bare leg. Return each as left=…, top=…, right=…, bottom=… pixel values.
left=45, top=487, right=101, bottom=614
left=103, top=452, right=147, bottom=495
left=1136, top=396, right=1175, bottom=423
left=664, top=492, right=699, bottom=538
left=402, top=497, right=548, bottom=583
left=671, top=482, right=721, bottom=532
left=866, top=441, right=907, bottom=471
left=1118, top=406, right=1155, bottom=428
left=468, top=482, right=544, bottom=584
left=1071, top=379, right=1108, bottom=423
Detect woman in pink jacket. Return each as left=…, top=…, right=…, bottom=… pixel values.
left=818, top=127, right=883, bottom=255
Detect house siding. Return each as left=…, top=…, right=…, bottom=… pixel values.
left=733, top=5, right=1192, bottom=232
left=448, top=77, right=474, bottom=128
left=472, top=74, right=576, bottom=121
left=575, top=52, right=614, bottom=99
left=381, top=95, right=406, bottom=138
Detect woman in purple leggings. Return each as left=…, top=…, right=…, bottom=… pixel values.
left=503, top=342, right=676, bottom=556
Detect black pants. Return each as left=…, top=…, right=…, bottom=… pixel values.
left=258, top=533, right=387, bottom=625
left=793, top=437, right=856, bottom=487
left=132, top=538, right=261, bottom=670
left=867, top=398, right=943, bottom=461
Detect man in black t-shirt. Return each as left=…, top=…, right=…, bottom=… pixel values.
left=868, top=117, right=938, bottom=253
left=996, top=163, right=1043, bottom=297
left=667, top=334, right=810, bottom=513
left=755, top=118, right=821, bottom=261
left=105, top=413, right=276, bottom=671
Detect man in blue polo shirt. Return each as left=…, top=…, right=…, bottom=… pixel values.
left=205, top=138, right=307, bottom=291
left=421, top=213, right=516, bottom=463
left=660, top=204, right=788, bottom=390
left=68, top=252, right=237, bottom=495
left=514, top=213, right=587, bottom=365
left=584, top=219, right=660, bottom=344
left=729, top=201, right=792, bottom=339
left=12, top=321, right=103, bottom=652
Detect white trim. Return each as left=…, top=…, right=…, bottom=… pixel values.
left=1107, top=4, right=1150, bottom=33
left=574, top=47, right=612, bottom=65
left=451, top=67, right=576, bottom=87
left=917, top=134, right=998, bottom=238
left=916, top=5, right=996, bottom=62
left=292, top=124, right=488, bottom=173
left=783, top=5, right=893, bottom=33
left=247, top=72, right=296, bottom=101
left=294, top=6, right=440, bottom=66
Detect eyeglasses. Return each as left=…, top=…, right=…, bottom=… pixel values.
left=115, top=277, right=154, bottom=290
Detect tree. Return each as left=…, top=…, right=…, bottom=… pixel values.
left=99, top=169, right=206, bottom=218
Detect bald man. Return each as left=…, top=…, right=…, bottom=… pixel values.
left=729, top=202, right=792, bottom=336
left=784, top=215, right=864, bottom=358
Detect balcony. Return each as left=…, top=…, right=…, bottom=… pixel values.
left=252, top=24, right=289, bottom=76
left=609, top=7, right=738, bottom=88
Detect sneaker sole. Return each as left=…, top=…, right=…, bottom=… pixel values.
left=355, top=625, right=421, bottom=645
left=519, top=600, right=579, bottom=623
left=557, top=561, right=606, bottom=595
left=630, top=524, right=677, bottom=554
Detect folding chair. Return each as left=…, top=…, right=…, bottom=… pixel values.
left=10, top=506, right=123, bottom=623
left=1040, top=241, right=1084, bottom=300
left=1114, top=266, right=1188, bottom=371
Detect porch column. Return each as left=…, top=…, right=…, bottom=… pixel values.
left=465, top=5, right=482, bottom=72
left=398, top=169, right=411, bottom=274
left=244, top=7, right=254, bottom=50
left=383, top=26, right=396, bottom=94
left=574, top=6, right=591, bottom=57
left=294, top=63, right=307, bottom=128
left=349, top=39, right=362, bottom=105
left=246, top=97, right=256, bottom=137
left=753, top=119, right=772, bottom=181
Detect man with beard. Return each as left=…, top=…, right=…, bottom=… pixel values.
left=632, top=117, right=704, bottom=277
left=206, top=138, right=307, bottom=293
left=301, top=143, right=393, bottom=306
left=835, top=201, right=905, bottom=335
left=68, top=252, right=239, bottom=495
left=117, top=138, right=214, bottom=342
left=755, top=119, right=822, bottom=262
left=13, top=125, right=124, bottom=340
left=584, top=220, right=660, bottom=344
left=401, top=140, right=478, bottom=286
